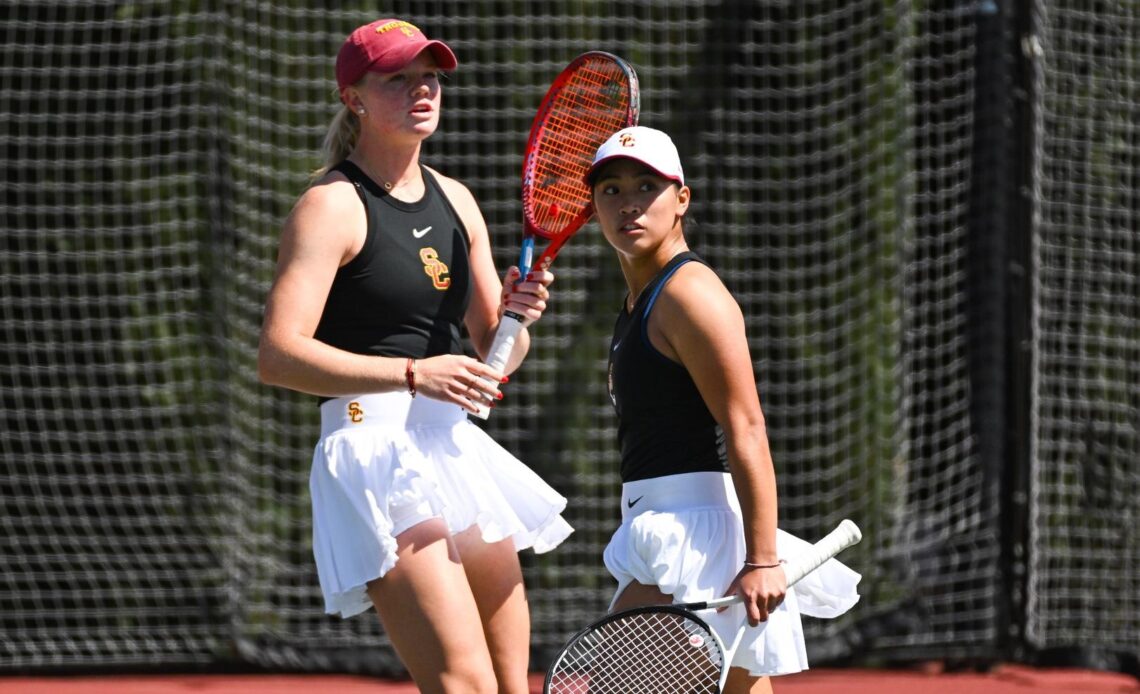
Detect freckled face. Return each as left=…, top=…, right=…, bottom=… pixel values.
left=346, top=52, right=443, bottom=140
left=591, top=159, right=689, bottom=257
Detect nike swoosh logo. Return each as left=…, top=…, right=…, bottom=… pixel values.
left=612, top=339, right=622, bottom=352
left=626, top=495, right=643, bottom=509
left=412, top=226, right=432, bottom=238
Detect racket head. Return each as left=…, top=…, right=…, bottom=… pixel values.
left=544, top=604, right=727, bottom=694
left=522, top=51, right=640, bottom=247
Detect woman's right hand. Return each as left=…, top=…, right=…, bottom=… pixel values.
left=499, top=266, right=554, bottom=328
left=723, top=563, right=787, bottom=627
left=414, top=354, right=507, bottom=413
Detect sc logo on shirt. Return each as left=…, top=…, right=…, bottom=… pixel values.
left=419, top=247, right=451, bottom=290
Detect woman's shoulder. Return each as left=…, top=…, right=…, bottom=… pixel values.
left=424, top=165, right=476, bottom=205
left=292, top=169, right=361, bottom=217
left=281, top=169, right=366, bottom=245
left=664, top=256, right=728, bottom=296
left=423, top=165, right=485, bottom=238
left=655, top=258, right=741, bottom=325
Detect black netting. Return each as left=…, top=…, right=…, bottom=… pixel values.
left=1, top=0, right=1136, bottom=677
left=1027, top=0, right=1140, bottom=662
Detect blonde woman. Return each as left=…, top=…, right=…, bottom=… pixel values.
left=258, top=18, right=571, bottom=694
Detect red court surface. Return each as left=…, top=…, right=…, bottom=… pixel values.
left=2, top=665, right=1138, bottom=694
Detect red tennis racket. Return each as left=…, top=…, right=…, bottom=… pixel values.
left=474, top=51, right=639, bottom=418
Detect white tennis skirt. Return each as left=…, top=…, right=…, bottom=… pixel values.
left=310, top=392, right=574, bottom=618
left=603, top=471, right=861, bottom=677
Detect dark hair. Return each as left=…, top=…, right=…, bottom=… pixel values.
left=681, top=210, right=700, bottom=249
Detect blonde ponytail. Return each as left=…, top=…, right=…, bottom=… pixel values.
left=311, top=105, right=360, bottom=181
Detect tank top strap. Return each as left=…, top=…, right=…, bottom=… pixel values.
left=332, top=159, right=369, bottom=206
left=637, top=251, right=706, bottom=345
left=420, top=167, right=470, bottom=245
left=640, top=251, right=702, bottom=317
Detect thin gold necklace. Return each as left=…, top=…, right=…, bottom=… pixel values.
left=353, top=156, right=404, bottom=192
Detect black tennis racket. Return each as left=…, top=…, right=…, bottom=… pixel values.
left=544, top=519, right=863, bottom=694
left=473, top=51, right=639, bottom=418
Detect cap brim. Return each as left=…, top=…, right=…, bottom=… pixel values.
left=586, top=154, right=682, bottom=186
left=425, top=41, right=458, bottom=70
left=372, top=40, right=457, bottom=73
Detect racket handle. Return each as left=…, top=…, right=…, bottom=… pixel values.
left=783, top=519, right=862, bottom=585
left=471, top=314, right=524, bottom=419
left=472, top=242, right=536, bottom=420
left=517, top=237, right=535, bottom=280
left=676, top=519, right=862, bottom=611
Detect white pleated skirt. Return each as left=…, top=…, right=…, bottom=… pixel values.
left=310, top=392, right=574, bottom=619
left=603, top=471, right=861, bottom=677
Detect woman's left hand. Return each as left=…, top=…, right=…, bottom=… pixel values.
left=499, top=266, right=554, bottom=328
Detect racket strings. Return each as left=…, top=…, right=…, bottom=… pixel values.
left=526, top=59, right=634, bottom=236
left=548, top=611, right=723, bottom=693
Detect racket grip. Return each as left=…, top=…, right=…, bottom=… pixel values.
left=679, top=519, right=862, bottom=612
left=471, top=314, right=524, bottom=419
left=781, top=519, right=862, bottom=586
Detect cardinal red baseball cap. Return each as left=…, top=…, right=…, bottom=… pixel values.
left=336, top=19, right=457, bottom=94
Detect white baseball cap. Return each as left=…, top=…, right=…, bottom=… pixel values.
left=586, top=126, right=685, bottom=186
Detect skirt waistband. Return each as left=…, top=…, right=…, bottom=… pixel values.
left=620, top=472, right=739, bottom=521
left=319, top=392, right=466, bottom=437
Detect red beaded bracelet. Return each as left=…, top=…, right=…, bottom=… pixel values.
left=405, top=358, right=417, bottom=398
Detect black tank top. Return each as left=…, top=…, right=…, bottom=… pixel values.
left=607, top=251, right=729, bottom=482
left=314, top=160, right=472, bottom=361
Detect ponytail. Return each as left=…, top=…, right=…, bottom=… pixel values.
left=311, top=105, right=359, bottom=181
